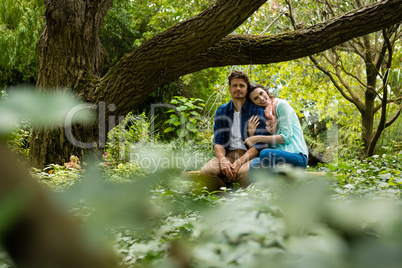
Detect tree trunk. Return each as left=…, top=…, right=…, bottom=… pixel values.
left=30, top=0, right=402, bottom=167
left=30, top=0, right=113, bottom=168
left=361, top=42, right=378, bottom=158
left=361, top=91, right=376, bottom=158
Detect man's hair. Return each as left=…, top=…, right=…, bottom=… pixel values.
left=227, top=70, right=250, bottom=86
left=247, top=83, right=275, bottom=98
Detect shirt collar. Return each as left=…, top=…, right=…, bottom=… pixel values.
left=228, top=98, right=250, bottom=112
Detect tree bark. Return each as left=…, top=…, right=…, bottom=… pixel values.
left=94, top=0, right=268, bottom=116
left=30, top=0, right=113, bottom=168
left=30, top=0, right=402, bottom=167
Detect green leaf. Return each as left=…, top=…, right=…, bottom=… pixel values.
left=338, top=163, right=353, bottom=170
left=176, top=106, right=188, bottom=111
left=177, top=129, right=188, bottom=138
left=0, top=87, right=95, bottom=135
left=326, top=163, right=339, bottom=172
left=186, top=122, right=197, bottom=132
left=180, top=116, right=187, bottom=124
left=185, top=103, right=195, bottom=109
left=169, top=117, right=179, bottom=124
left=164, top=127, right=174, bottom=133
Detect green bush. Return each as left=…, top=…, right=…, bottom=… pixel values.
left=105, top=112, right=156, bottom=165
left=163, top=96, right=213, bottom=148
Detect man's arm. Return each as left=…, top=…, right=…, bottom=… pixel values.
left=231, top=146, right=259, bottom=180
left=214, top=144, right=234, bottom=179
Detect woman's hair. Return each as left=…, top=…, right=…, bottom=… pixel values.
left=247, top=83, right=275, bottom=98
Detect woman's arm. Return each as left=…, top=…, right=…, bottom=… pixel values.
left=247, top=115, right=260, bottom=136
left=244, top=134, right=285, bottom=147
left=245, top=100, right=296, bottom=147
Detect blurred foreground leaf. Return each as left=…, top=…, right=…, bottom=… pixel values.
left=0, top=87, right=95, bottom=135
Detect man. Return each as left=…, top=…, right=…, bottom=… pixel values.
left=200, top=70, right=268, bottom=191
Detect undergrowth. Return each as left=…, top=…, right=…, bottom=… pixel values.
left=2, top=150, right=399, bottom=268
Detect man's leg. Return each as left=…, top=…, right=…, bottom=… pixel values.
left=237, top=159, right=253, bottom=188
left=200, top=150, right=246, bottom=192
left=226, top=149, right=251, bottom=188
left=200, top=157, right=226, bottom=192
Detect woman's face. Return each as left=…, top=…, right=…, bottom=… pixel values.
left=249, top=87, right=269, bottom=107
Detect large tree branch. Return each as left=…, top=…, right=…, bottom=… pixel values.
left=161, top=0, right=402, bottom=85
left=88, top=0, right=402, bottom=117
left=97, top=0, right=267, bottom=114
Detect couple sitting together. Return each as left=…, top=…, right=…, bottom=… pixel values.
left=200, top=70, right=308, bottom=191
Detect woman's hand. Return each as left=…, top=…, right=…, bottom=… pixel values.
left=244, top=136, right=259, bottom=147
left=247, top=115, right=260, bottom=136
left=266, top=118, right=278, bottom=134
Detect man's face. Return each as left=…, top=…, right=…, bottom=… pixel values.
left=228, top=78, right=248, bottom=100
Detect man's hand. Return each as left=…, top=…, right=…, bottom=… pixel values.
left=244, top=136, right=259, bottom=147
left=230, top=159, right=243, bottom=181
left=219, top=157, right=234, bottom=179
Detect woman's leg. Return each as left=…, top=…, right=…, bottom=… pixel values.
left=250, top=149, right=307, bottom=182
left=260, top=149, right=307, bottom=170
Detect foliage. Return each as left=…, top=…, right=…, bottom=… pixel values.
left=2, top=2, right=402, bottom=266
left=3, top=119, right=31, bottom=158
left=376, top=115, right=402, bottom=155
left=283, top=0, right=402, bottom=157
left=0, top=90, right=31, bottom=157
left=230, top=0, right=402, bottom=159
left=100, top=0, right=212, bottom=74
left=324, top=153, right=402, bottom=200
left=99, top=0, right=147, bottom=73
left=105, top=112, right=155, bottom=165
left=164, top=96, right=205, bottom=143
left=32, top=163, right=81, bottom=191
left=132, top=0, right=212, bottom=44
left=0, top=0, right=44, bottom=86
left=0, top=86, right=94, bottom=135
left=4, top=151, right=399, bottom=268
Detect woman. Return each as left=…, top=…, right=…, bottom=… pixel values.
left=244, top=84, right=308, bottom=179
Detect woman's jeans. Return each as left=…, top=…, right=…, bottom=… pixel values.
left=249, top=149, right=308, bottom=183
